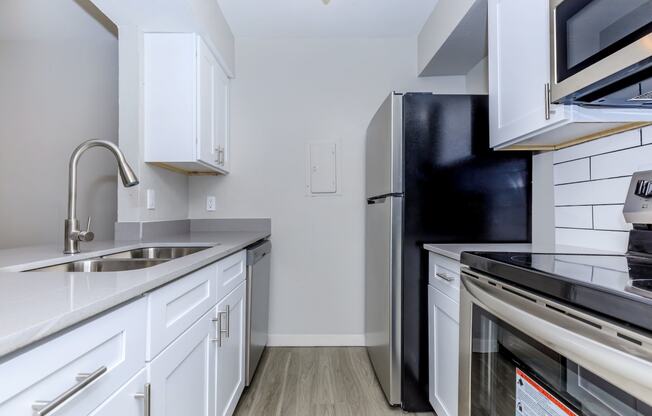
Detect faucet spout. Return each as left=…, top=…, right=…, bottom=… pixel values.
left=65, top=139, right=139, bottom=254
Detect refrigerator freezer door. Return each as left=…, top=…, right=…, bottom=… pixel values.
left=365, top=195, right=402, bottom=406
left=366, top=93, right=403, bottom=199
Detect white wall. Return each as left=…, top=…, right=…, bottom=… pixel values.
left=465, top=57, right=488, bottom=94
left=189, top=37, right=468, bottom=345
left=0, top=0, right=118, bottom=248
left=552, top=127, right=652, bottom=252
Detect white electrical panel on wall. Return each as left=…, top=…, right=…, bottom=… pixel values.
left=306, top=142, right=338, bottom=195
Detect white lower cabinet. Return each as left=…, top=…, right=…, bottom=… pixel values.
left=88, top=369, right=147, bottom=416
left=149, top=308, right=217, bottom=416
left=428, top=285, right=460, bottom=416
left=0, top=249, right=251, bottom=416
left=0, top=298, right=146, bottom=416
left=215, top=281, right=247, bottom=416
left=145, top=251, right=247, bottom=416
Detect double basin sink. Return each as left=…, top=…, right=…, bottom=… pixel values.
left=27, top=246, right=212, bottom=272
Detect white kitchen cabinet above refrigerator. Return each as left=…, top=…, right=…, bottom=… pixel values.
left=144, top=33, right=230, bottom=174
left=489, top=0, right=651, bottom=150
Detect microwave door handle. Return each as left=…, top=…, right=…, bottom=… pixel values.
left=462, top=275, right=652, bottom=408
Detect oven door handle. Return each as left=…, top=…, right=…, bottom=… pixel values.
left=463, top=274, right=652, bottom=407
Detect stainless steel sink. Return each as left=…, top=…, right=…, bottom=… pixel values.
left=25, top=245, right=212, bottom=272
left=28, top=258, right=169, bottom=272
left=102, top=246, right=210, bottom=260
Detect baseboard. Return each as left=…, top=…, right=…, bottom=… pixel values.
left=267, top=334, right=366, bottom=347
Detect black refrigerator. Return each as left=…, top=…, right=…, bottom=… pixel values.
left=365, top=93, right=531, bottom=411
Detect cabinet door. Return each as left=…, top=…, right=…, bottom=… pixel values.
left=88, top=369, right=147, bottom=416
left=488, top=0, right=566, bottom=147
left=149, top=309, right=216, bottom=416
left=428, top=285, right=459, bottom=416
left=214, top=63, right=230, bottom=173
left=197, top=37, right=219, bottom=169
left=215, top=281, right=246, bottom=416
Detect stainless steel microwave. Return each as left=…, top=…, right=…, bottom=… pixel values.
left=550, top=0, right=652, bottom=107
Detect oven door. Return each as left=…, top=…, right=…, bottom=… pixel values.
left=550, top=0, right=652, bottom=104
left=459, top=270, right=652, bottom=416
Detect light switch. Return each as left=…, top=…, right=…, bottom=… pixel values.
left=146, top=189, right=156, bottom=210
left=308, top=142, right=337, bottom=194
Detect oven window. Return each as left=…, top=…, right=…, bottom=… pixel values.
left=471, top=306, right=652, bottom=415
left=555, top=0, right=652, bottom=82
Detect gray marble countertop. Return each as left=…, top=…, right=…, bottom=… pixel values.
left=0, top=230, right=269, bottom=359
left=423, top=243, right=618, bottom=261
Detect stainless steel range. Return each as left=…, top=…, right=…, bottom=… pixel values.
left=458, top=170, right=652, bottom=416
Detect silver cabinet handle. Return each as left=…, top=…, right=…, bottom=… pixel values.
left=212, top=309, right=229, bottom=347
left=32, top=366, right=107, bottom=415
left=436, top=271, right=455, bottom=282
left=544, top=82, right=551, bottom=120
left=224, top=304, right=230, bottom=338
left=134, top=383, right=151, bottom=416
left=215, top=146, right=222, bottom=164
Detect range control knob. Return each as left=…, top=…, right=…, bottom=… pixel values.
left=635, top=179, right=652, bottom=198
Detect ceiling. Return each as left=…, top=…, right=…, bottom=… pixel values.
left=216, top=0, right=438, bottom=38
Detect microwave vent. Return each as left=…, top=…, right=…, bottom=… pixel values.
left=629, top=90, right=652, bottom=102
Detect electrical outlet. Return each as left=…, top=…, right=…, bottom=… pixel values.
left=206, top=196, right=216, bottom=212
left=146, top=189, right=156, bottom=210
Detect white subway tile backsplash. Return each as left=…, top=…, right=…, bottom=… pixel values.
left=552, top=128, right=646, bottom=252
left=593, top=205, right=631, bottom=231
left=553, top=159, right=590, bottom=185
left=590, top=144, right=652, bottom=180
left=642, top=125, right=652, bottom=145
left=555, top=206, right=592, bottom=229
left=554, top=177, right=630, bottom=206
left=555, top=228, right=628, bottom=253
left=553, top=130, right=641, bottom=164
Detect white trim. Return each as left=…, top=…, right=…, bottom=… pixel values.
left=267, top=334, right=365, bottom=347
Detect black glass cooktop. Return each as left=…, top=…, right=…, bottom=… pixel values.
left=461, top=251, right=652, bottom=333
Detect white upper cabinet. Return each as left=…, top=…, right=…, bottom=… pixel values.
left=489, top=0, right=651, bottom=150
left=144, top=33, right=230, bottom=174
left=489, top=0, right=565, bottom=147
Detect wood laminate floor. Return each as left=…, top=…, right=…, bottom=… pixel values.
left=234, top=347, right=434, bottom=416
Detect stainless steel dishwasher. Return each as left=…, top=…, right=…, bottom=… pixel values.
left=245, top=239, right=271, bottom=386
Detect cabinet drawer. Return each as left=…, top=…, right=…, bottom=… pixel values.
left=147, top=263, right=218, bottom=360
left=0, top=298, right=146, bottom=416
left=216, top=251, right=246, bottom=301
left=428, top=252, right=460, bottom=301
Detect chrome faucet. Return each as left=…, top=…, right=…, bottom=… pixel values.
left=64, top=140, right=139, bottom=254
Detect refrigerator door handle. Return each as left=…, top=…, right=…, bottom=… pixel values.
left=367, top=193, right=404, bottom=204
